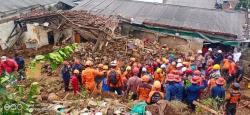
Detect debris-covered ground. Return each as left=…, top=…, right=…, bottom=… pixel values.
left=3, top=38, right=250, bottom=115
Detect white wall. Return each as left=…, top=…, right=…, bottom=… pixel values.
left=24, top=24, right=51, bottom=48
left=0, top=21, right=15, bottom=50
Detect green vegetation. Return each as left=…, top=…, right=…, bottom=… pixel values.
left=0, top=74, right=40, bottom=114
left=29, top=43, right=78, bottom=70
left=235, top=0, right=250, bottom=10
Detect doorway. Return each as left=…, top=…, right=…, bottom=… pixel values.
left=47, top=31, right=54, bottom=45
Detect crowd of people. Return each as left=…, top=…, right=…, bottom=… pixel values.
left=0, top=47, right=244, bottom=114
left=60, top=48, right=243, bottom=115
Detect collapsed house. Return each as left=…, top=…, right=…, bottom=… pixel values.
left=0, top=0, right=247, bottom=52
left=72, top=0, right=246, bottom=50
left=0, top=0, right=79, bottom=50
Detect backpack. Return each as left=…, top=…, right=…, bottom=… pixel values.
left=150, top=92, right=161, bottom=104
left=109, top=70, right=118, bottom=84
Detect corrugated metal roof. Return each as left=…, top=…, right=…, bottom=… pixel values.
left=164, top=0, right=216, bottom=9
left=73, top=0, right=245, bottom=38
left=0, top=0, right=75, bottom=13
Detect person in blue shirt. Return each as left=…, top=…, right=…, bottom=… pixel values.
left=165, top=74, right=177, bottom=101
left=71, top=60, right=83, bottom=86
left=61, top=61, right=71, bottom=92
left=211, top=77, right=225, bottom=109
left=102, top=65, right=110, bottom=92
left=211, top=77, right=225, bottom=99
left=174, top=75, right=184, bottom=101
left=14, top=53, right=26, bottom=80
left=186, top=76, right=207, bottom=111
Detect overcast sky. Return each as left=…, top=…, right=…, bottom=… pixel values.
left=135, top=0, right=163, bottom=3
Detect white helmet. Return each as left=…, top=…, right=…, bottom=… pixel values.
left=160, top=64, right=167, bottom=69
left=197, top=50, right=202, bottom=54
left=1, top=56, right=7, bottom=61
left=176, top=63, right=183, bottom=68
left=218, top=50, right=222, bottom=53
left=142, top=67, right=147, bottom=72
left=177, top=59, right=182, bottom=63
left=208, top=48, right=212, bottom=51
left=181, top=67, right=187, bottom=72
left=110, top=60, right=117, bottom=66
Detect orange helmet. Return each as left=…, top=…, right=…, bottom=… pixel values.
left=141, top=75, right=149, bottom=82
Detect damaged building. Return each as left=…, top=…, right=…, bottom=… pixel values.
left=72, top=0, right=246, bottom=51
left=0, top=0, right=247, bottom=53
left=0, top=0, right=79, bottom=50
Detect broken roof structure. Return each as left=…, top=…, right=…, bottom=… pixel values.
left=0, top=0, right=77, bottom=18
left=73, top=0, right=246, bottom=40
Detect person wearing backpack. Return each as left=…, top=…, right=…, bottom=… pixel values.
left=224, top=83, right=241, bottom=115
left=137, top=75, right=152, bottom=102
left=107, top=61, right=123, bottom=95
left=147, top=81, right=164, bottom=104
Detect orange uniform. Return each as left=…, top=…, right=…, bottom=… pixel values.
left=153, top=73, right=163, bottom=82
left=107, top=69, right=123, bottom=88
left=229, top=62, right=236, bottom=75
left=82, top=68, right=103, bottom=92
left=137, top=83, right=152, bottom=101
left=167, top=65, right=176, bottom=74
left=223, top=59, right=230, bottom=70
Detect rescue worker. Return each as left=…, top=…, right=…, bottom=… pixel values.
left=165, top=74, right=177, bottom=101
left=186, top=76, right=207, bottom=111
left=209, top=64, right=221, bottom=79
left=72, top=60, right=83, bottom=86
left=235, top=62, right=244, bottom=83
left=71, top=70, right=80, bottom=95
left=153, top=68, right=163, bottom=82
left=95, top=64, right=105, bottom=93
left=166, top=61, right=176, bottom=74
left=196, top=50, right=205, bottom=70
left=147, top=81, right=164, bottom=104
left=123, top=66, right=132, bottom=79
left=82, top=60, right=103, bottom=93
left=204, top=48, right=213, bottom=62
left=102, top=65, right=110, bottom=93
left=0, top=56, right=18, bottom=76
left=61, top=61, right=71, bottom=92
left=211, top=77, right=225, bottom=108
left=127, top=67, right=141, bottom=99
left=222, top=56, right=231, bottom=77
left=214, top=50, right=223, bottom=64
left=107, top=61, right=123, bottom=95
left=225, top=83, right=241, bottom=115
left=227, top=58, right=237, bottom=88
left=174, top=75, right=184, bottom=101
left=137, top=75, right=152, bottom=102
left=14, top=54, right=26, bottom=80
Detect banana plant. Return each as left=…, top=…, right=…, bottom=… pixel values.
left=29, top=43, right=78, bottom=70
